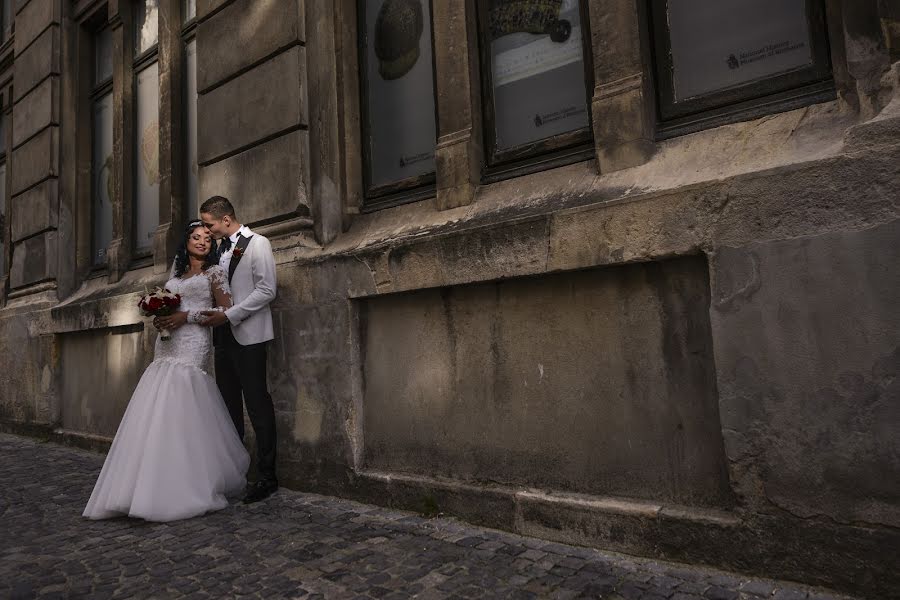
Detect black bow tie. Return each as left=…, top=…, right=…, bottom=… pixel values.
left=219, top=236, right=235, bottom=253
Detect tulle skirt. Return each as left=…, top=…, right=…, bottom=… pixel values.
left=83, top=359, right=250, bottom=522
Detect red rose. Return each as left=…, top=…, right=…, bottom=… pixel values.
left=232, top=247, right=244, bottom=258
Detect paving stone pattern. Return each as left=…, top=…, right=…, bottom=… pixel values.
left=0, top=434, right=858, bottom=599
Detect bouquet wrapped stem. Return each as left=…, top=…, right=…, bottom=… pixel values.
left=138, top=287, right=182, bottom=341
left=155, top=307, right=176, bottom=340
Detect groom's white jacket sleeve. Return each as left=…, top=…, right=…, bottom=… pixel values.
left=224, top=236, right=277, bottom=325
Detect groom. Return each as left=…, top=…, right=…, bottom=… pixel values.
left=198, top=196, right=279, bottom=503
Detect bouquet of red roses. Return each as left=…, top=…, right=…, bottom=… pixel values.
left=138, top=287, right=181, bottom=341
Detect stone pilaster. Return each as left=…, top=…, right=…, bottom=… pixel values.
left=196, top=0, right=313, bottom=239
left=842, top=0, right=892, bottom=118
left=154, top=0, right=185, bottom=274
left=432, top=0, right=481, bottom=211
left=586, top=0, right=654, bottom=174
left=8, top=0, right=63, bottom=293
left=107, top=0, right=135, bottom=283
left=56, top=0, right=85, bottom=299
left=304, top=0, right=341, bottom=244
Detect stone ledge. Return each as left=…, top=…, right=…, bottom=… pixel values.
left=345, top=468, right=897, bottom=598
left=302, top=141, right=899, bottom=299
left=0, top=422, right=111, bottom=453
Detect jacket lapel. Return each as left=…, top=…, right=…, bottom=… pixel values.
left=228, top=234, right=253, bottom=282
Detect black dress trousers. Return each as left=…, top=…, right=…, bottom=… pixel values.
left=214, top=324, right=277, bottom=482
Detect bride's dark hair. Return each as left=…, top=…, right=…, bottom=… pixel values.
left=173, top=220, right=217, bottom=277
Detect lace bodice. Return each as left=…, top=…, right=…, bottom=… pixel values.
left=153, top=265, right=232, bottom=372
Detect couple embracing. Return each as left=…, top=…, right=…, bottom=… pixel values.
left=83, top=196, right=279, bottom=522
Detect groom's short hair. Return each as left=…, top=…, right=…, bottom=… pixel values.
left=200, top=196, right=236, bottom=219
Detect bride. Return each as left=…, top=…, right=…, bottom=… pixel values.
left=83, top=220, right=250, bottom=522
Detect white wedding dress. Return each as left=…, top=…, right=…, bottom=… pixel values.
left=83, top=265, right=250, bottom=522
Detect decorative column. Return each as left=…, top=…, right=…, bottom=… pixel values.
left=107, top=0, right=135, bottom=283
left=586, top=0, right=654, bottom=173
left=154, top=0, right=184, bottom=273
left=842, top=0, right=892, bottom=118
left=306, top=0, right=342, bottom=244
left=196, top=0, right=313, bottom=240
left=432, top=0, right=482, bottom=211
left=7, top=0, right=64, bottom=296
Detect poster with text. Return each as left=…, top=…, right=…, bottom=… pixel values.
left=668, top=0, right=813, bottom=101
left=489, top=0, right=589, bottom=151
left=364, top=0, right=437, bottom=188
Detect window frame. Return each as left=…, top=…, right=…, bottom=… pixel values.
left=181, top=4, right=198, bottom=221
left=0, top=89, right=9, bottom=285
left=130, top=0, right=160, bottom=262
left=89, top=15, right=113, bottom=270
left=0, top=91, right=7, bottom=162
left=475, top=0, right=595, bottom=183
left=648, top=0, right=835, bottom=139
left=356, top=0, right=440, bottom=213
left=0, top=0, right=13, bottom=48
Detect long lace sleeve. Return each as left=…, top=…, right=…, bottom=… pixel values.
left=209, top=265, right=233, bottom=310
left=187, top=266, right=233, bottom=324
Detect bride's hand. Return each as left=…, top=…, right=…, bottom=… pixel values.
left=155, top=311, right=188, bottom=330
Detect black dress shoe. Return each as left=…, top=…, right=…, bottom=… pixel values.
left=243, top=479, right=278, bottom=504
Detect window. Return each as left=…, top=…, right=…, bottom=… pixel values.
left=91, top=26, right=114, bottom=266
left=1, top=0, right=12, bottom=45
left=133, top=0, right=160, bottom=256
left=0, top=92, right=7, bottom=279
left=358, top=0, right=438, bottom=211
left=183, top=2, right=198, bottom=219
left=649, top=0, right=833, bottom=137
left=477, top=0, right=593, bottom=178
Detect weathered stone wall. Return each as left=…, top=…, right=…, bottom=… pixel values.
left=362, top=256, right=732, bottom=508
left=1, top=0, right=898, bottom=596
left=196, top=0, right=310, bottom=226
left=8, top=0, right=62, bottom=290
left=58, top=324, right=153, bottom=437
left=0, top=306, right=58, bottom=426
left=711, top=220, right=900, bottom=529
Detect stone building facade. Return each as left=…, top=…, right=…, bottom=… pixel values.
left=1, top=0, right=898, bottom=596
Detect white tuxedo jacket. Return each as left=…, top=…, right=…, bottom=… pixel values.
left=222, top=227, right=276, bottom=345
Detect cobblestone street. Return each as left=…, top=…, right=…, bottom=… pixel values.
left=0, top=434, right=858, bottom=600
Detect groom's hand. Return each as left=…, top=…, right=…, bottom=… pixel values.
left=199, top=311, right=229, bottom=327
left=154, top=311, right=188, bottom=331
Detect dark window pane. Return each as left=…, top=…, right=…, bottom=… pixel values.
left=487, top=0, right=589, bottom=151
left=134, top=62, right=160, bottom=254
left=0, top=111, right=6, bottom=157
left=668, top=0, right=813, bottom=102
left=361, top=0, right=436, bottom=189
left=1, top=0, right=11, bottom=44
left=92, top=93, right=114, bottom=265
left=0, top=162, right=6, bottom=276
left=95, top=27, right=113, bottom=86
left=134, top=0, right=159, bottom=56
left=185, top=40, right=198, bottom=219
